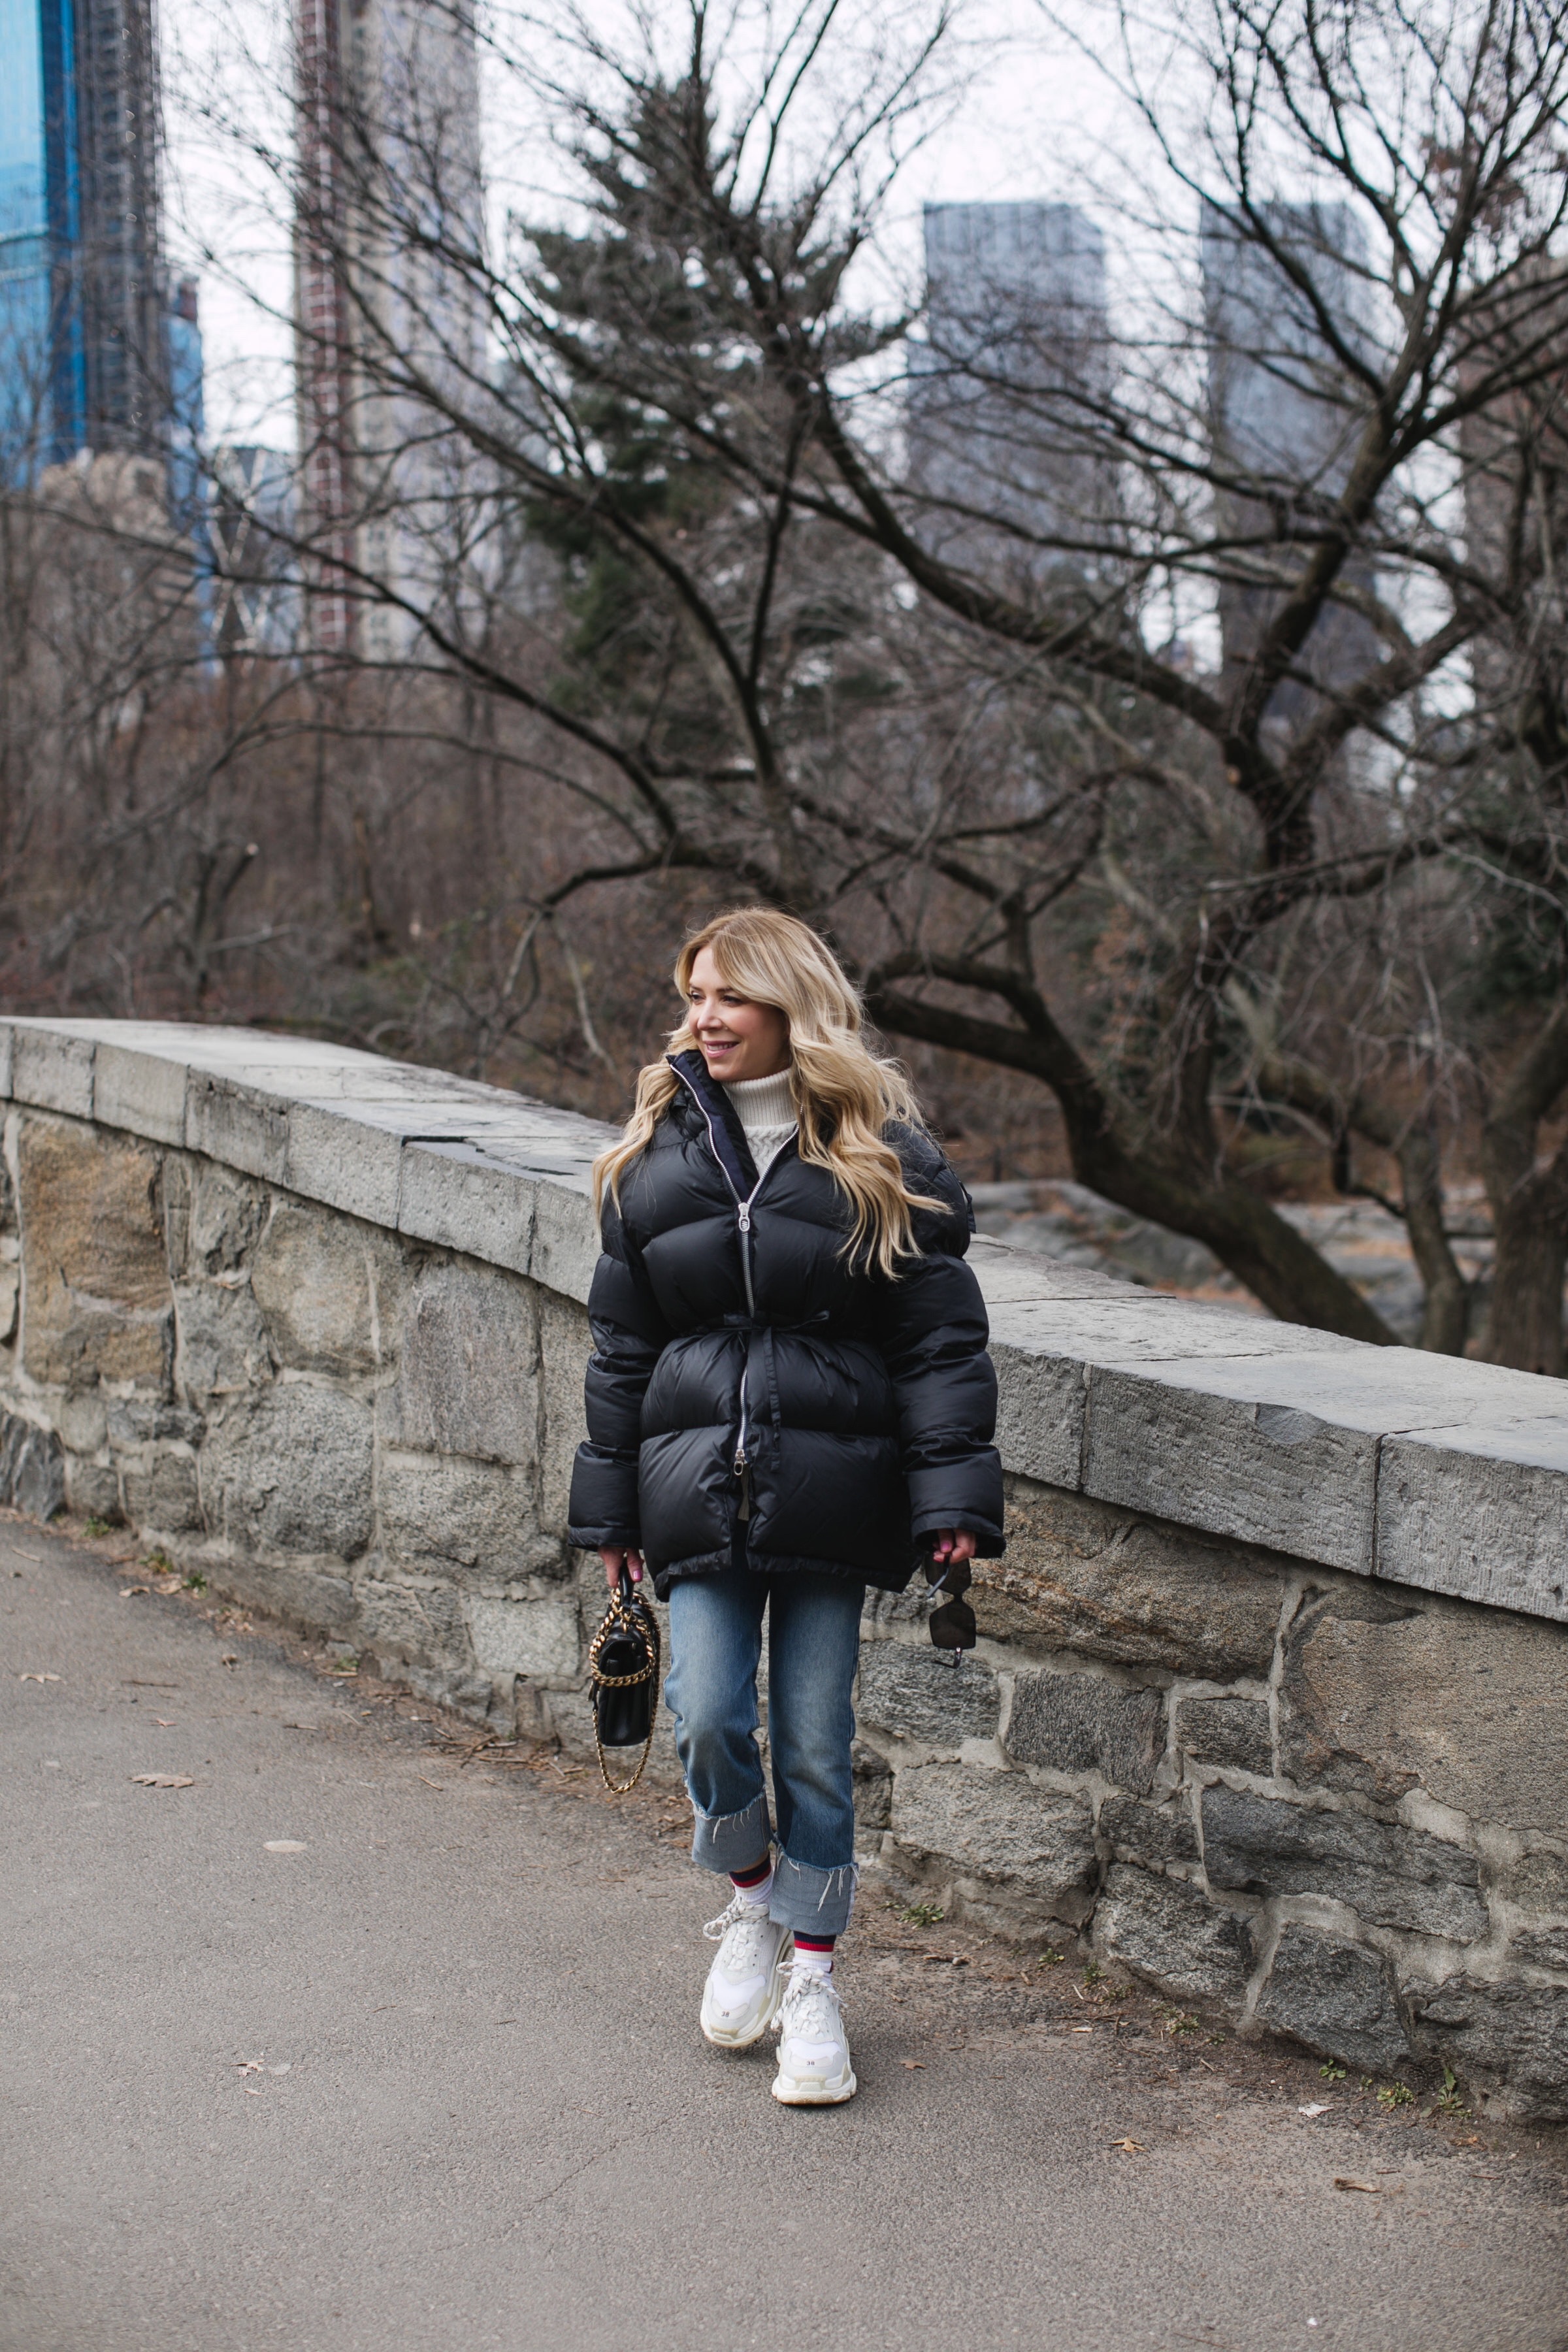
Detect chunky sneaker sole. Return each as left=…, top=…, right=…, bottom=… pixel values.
left=770, top=1957, right=857, bottom=2104
left=700, top=1897, right=793, bottom=2049
left=771, top=2051, right=858, bottom=2105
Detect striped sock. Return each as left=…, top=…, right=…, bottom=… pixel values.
left=793, top=1934, right=835, bottom=1978
left=730, top=1856, right=774, bottom=1906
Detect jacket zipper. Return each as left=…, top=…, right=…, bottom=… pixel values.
left=670, top=1065, right=789, bottom=1515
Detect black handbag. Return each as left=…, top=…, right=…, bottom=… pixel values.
left=587, top=1565, right=662, bottom=1792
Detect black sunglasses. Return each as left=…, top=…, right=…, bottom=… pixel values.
left=926, top=1556, right=976, bottom=1663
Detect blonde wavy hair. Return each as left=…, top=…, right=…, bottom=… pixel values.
left=593, top=907, right=944, bottom=1277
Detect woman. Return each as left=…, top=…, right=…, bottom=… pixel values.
left=567, top=909, right=1004, bottom=2105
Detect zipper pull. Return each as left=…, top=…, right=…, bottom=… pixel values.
left=737, top=1203, right=751, bottom=1235
left=733, top=1438, right=747, bottom=1476
left=735, top=1457, right=753, bottom=1521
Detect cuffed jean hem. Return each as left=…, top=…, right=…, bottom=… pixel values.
left=691, top=1790, right=772, bottom=1877
left=770, top=1851, right=858, bottom=1939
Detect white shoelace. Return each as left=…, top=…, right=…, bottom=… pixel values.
left=776, top=1956, right=847, bottom=2045
left=703, top=1891, right=776, bottom=1983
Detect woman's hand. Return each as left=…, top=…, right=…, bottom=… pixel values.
left=930, top=1529, right=978, bottom=1568
left=601, top=1546, right=645, bottom=1589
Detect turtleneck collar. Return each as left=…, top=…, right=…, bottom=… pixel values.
left=721, top=1068, right=796, bottom=1130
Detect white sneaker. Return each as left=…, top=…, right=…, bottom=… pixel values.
left=700, top=1892, right=792, bottom=2048
left=771, top=1957, right=857, bottom=2105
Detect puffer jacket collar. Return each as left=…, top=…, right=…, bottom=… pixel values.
left=667, top=1047, right=792, bottom=1201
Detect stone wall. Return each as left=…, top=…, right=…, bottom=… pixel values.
left=1, top=1017, right=1565, bottom=2122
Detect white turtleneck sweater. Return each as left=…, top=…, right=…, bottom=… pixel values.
left=723, top=1067, right=798, bottom=1179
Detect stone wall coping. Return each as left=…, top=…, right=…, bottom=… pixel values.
left=5, top=1015, right=1565, bottom=1627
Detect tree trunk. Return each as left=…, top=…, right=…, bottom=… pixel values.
left=1480, top=1186, right=1567, bottom=1373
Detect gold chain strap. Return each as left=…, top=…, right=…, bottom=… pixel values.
left=587, top=1591, right=662, bottom=1794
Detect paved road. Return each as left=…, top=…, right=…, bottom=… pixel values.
left=3, top=1518, right=1565, bottom=2352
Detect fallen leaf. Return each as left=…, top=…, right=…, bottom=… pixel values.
left=153, top=1716, right=175, bottom=1727
left=1298, top=2102, right=1331, bottom=2117
left=237, top=2061, right=264, bottom=2074
left=417, top=1775, right=446, bottom=1790
left=220, top=1654, right=238, bottom=1667
left=120, top=1585, right=150, bottom=1598
left=263, top=1840, right=306, bottom=1854
left=130, top=1772, right=195, bottom=1789
left=1111, top=2138, right=1147, bottom=2155
left=1333, top=2178, right=1379, bottom=2194
left=243, top=2086, right=263, bottom=2097
left=901, top=2060, right=926, bottom=2071
left=18, top=1671, right=61, bottom=1683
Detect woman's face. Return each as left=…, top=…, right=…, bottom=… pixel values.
left=687, top=946, right=791, bottom=1083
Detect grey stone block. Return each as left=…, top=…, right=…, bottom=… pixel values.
left=397, top=1141, right=534, bottom=1277
left=12, top=1026, right=94, bottom=1117
left=536, top=1289, right=590, bottom=1531
left=286, top=1103, right=405, bottom=1226
left=0, top=1409, right=65, bottom=1520
left=351, top=1576, right=467, bottom=1665
left=1094, top=1862, right=1252, bottom=2000
left=1279, top=1580, right=1568, bottom=1833
left=1511, top=1927, right=1568, bottom=1972
left=982, top=1332, right=1085, bottom=1490
left=201, top=1386, right=374, bottom=1558
left=1407, top=1976, right=1568, bottom=2122
left=93, top=1044, right=186, bottom=1145
left=404, top=1662, right=510, bottom=1728
left=987, top=1484, right=1285, bottom=1678
left=389, top=1262, right=538, bottom=1465
left=123, top=1451, right=204, bottom=1533
left=175, top=1282, right=276, bottom=1401
left=17, top=1117, right=172, bottom=1391
left=251, top=1206, right=395, bottom=1377
left=1379, top=1433, right=1568, bottom=1625
left=57, top=1392, right=108, bottom=1455
left=1257, top=1925, right=1414, bottom=2076
left=1084, top=1362, right=1377, bottom=1574
left=65, top=1456, right=121, bottom=1522
left=529, top=1171, right=598, bottom=1305
left=186, top=1075, right=289, bottom=1183
left=210, top=1553, right=359, bottom=1635
left=856, top=1639, right=1000, bottom=1748
left=465, top=1592, right=581, bottom=1680
left=1178, top=1695, right=1272, bottom=1776
left=0, top=1260, right=16, bottom=1346
left=1201, top=1785, right=1488, bottom=1941
left=0, top=1021, right=12, bottom=1096
left=1098, top=1793, right=1200, bottom=1867
left=1007, top=1669, right=1164, bottom=1793
left=188, top=1164, right=269, bottom=1275
left=1500, top=1845, right=1568, bottom=1916
left=378, top=1449, right=553, bottom=1578
left=853, top=1741, right=892, bottom=1829
left=108, top=1398, right=204, bottom=1445
left=892, top=1761, right=1096, bottom=1905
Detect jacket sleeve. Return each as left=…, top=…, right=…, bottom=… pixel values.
left=868, top=1131, right=1006, bottom=1556
left=566, top=1191, right=670, bottom=1552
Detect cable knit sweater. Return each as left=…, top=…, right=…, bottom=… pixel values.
left=721, top=1066, right=797, bottom=1179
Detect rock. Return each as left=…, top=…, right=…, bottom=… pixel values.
left=853, top=1741, right=892, bottom=1829
left=403, top=1661, right=510, bottom=1728
left=1007, top=1669, right=1165, bottom=1793
left=201, top=1386, right=374, bottom=1558
left=174, top=1282, right=275, bottom=1400
left=64, top=1457, right=120, bottom=1522
left=378, top=1449, right=556, bottom=1580
left=187, top=1163, right=269, bottom=1275
left=987, top=1482, right=1284, bottom=1679
left=56, top=1392, right=108, bottom=1456
left=1177, top=1695, right=1272, bottom=1776
left=389, top=1262, right=538, bottom=1464
left=17, top=1117, right=172, bottom=1390
left=107, top=1398, right=204, bottom=1446
left=211, top=1554, right=359, bottom=1635
left=1511, top=1927, right=1568, bottom=1972
left=1094, top=1862, right=1252, bottom=1999
left=1201, top=1785, right=1488, bottom=1941
left=856, top=1639, right=1000, bottom=1748
left=1279, top=1580, right=1568, bottom=1831
left=0, top=1260, right=17, bottom=1344
left=1257, top=1926, right=1415, bottom=2075
left=1407, top=1977, right=1568, bottom=2122
left=465, top=1593, right=581, bottom=1680
left=891, top=1761, right=1096, bottom=1908
left=123, top=1452, right=203, bottom=1533
left=0, top=1409, right=65, bottom=1520
left=536, top=1290, right=591, bottom=1531
left=250, top=1206, right=397, bottom=1377
left=351, top=1576, right=468, bottom=1665
left=1499, top=1846, right=1568, bottom=1916
left=1098, top=1793, right=1200, bottom=1867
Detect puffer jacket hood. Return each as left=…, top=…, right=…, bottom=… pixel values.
left=566, top=1050, right=1005, bottom=1597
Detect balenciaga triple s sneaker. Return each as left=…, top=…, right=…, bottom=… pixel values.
left=700, top=1891, right=792, bottom=2048
left=770, top=1957, right=857, bottom=2104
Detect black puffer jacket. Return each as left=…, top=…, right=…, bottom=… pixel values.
left=566, top=1051, right=1005, bottom=1597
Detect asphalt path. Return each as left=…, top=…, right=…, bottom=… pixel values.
left=3, top=1514, right=1565, bottom=2352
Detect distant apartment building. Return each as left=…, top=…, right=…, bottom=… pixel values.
left=293, top=0, right=485, bottom=655
left=0, top=0, right=199, bottom=489
left=907, top=201, right=1111, bottom=589
left=1200, top=200, right=1379, bottom=727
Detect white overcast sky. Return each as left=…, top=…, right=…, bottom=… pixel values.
left=159, top=0, right=1136, bottom=447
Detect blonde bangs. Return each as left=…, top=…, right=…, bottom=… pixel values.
left=592, top=908, right=943, bottom=1275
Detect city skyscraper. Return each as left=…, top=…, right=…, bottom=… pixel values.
left=293, top=0, right=485, bottom=655
left=907, top=201, right=1111, bottom=589
left=1200, top=200, right=1379, bottom=727
left=0, top=0, right=192, bottom=481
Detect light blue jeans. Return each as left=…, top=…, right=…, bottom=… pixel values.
left=664, top=1569, right=864, bottom=1938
